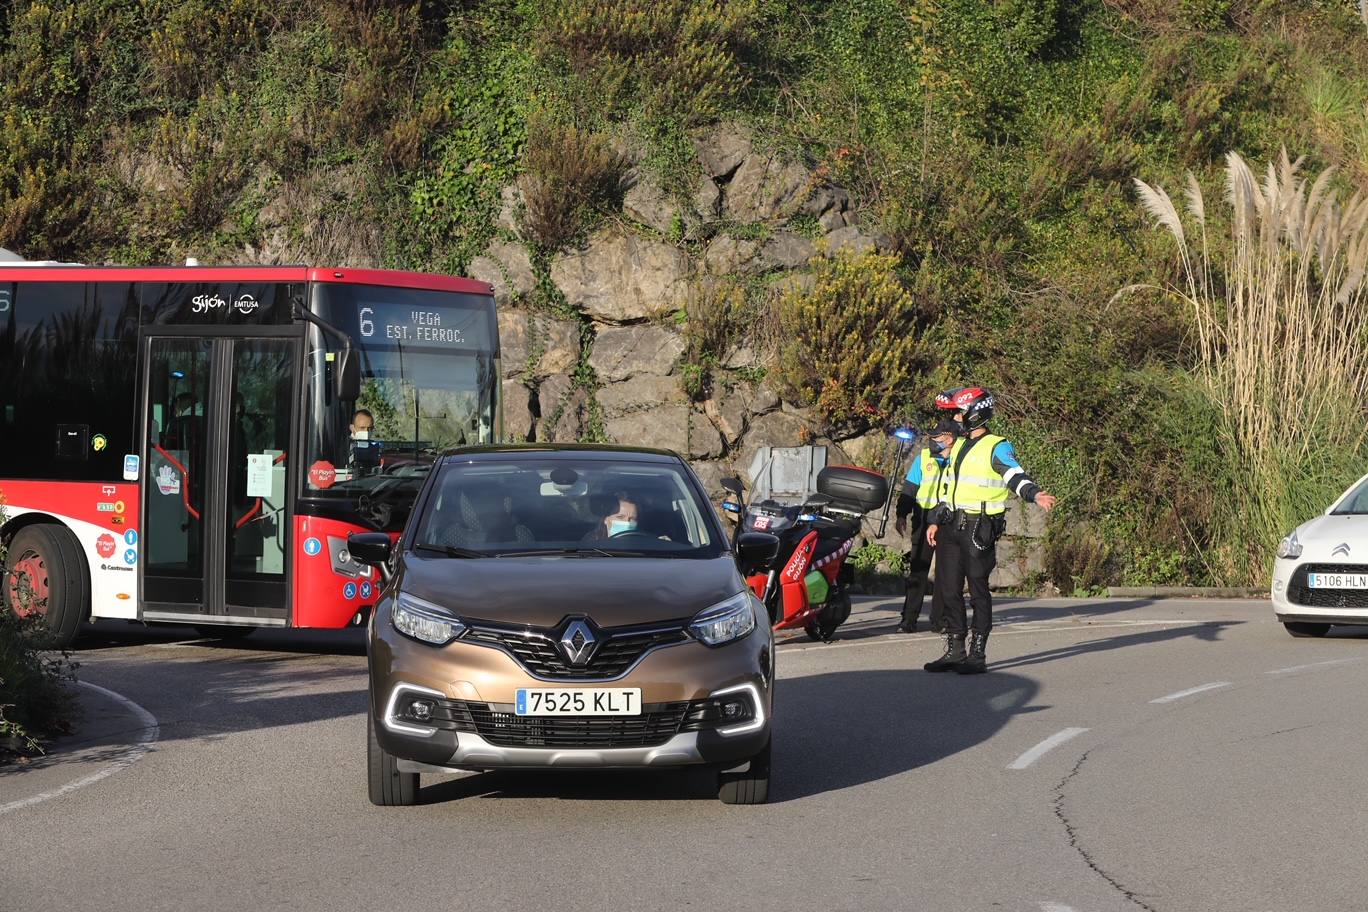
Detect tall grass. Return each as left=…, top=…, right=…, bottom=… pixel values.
left=1135, top=150, right=1368, bottom=585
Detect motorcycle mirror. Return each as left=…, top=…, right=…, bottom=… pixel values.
left=720, top=476, right=744, bottom=496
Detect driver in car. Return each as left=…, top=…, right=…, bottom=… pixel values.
left=584, top=491, right=640, bottom=541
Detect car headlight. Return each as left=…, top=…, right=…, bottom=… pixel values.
left=391, top=592, right=466, bottom=646
left=688, top=592, right=757, bottom=647
left=1276, top=532, right=1303, bottom=560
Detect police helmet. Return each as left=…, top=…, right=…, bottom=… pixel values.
left=953, top=387, right=995, bottom=430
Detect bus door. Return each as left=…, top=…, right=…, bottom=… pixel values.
left=140, top=335, right=300, bottom=626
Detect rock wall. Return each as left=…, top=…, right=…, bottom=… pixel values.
left=469, top=121, right=1045, bottom=589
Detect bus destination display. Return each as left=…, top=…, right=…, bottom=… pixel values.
left=356, top=300, right=487, bottom=348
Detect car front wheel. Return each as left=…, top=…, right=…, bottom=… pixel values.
left=717, top=739, right=771, bottom=805
left=1284, top=621, right=1331, bottom=638
left=368, top=712, right=418, bottom=806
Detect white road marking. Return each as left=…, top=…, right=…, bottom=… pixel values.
left=1008, top=727, right=1089, bottom=770
left=1040, top=904, right=1078, bottom=912
left=0, top=681, right=159, bottom=816
left=778, top=619, right=1197, bottom=653
left=1265, top=657, right=1363, bottom=675
left=1149, top=681, right=1231, bottom=704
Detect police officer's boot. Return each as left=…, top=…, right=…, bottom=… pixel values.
left=923, top=632, right=966, bottom=672
left=957, top=632, right=988, bottom=675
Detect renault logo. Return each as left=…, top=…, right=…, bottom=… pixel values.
left=559, top=619, right=599, bottom=666
left=1333, top=542, right=1352, bottom=557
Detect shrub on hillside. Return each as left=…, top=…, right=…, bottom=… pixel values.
left=771, top=250, right=927, bottom=430
left=541, top=0, right=760, bottom=124
left=517, top=117, right=627, bottom=250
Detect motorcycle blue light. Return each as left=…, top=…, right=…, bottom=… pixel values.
left=722, top=501, right=741, bottom=513
left=891, top=426, right=917, bottom=441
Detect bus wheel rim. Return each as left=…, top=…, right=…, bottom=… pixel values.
left=8, top=550, right=49, bottom=618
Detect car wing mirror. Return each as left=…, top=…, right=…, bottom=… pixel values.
left=347, top=531, right=392, bottom=566
left=736, top=531, right=780, bottom=569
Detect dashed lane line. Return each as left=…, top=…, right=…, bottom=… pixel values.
left=1265, top=657, right=1364, bottom=675
left=1148, top=681, right=1231, bottom=704
left=0, top=681, right=160, bottom=817
left=1008, top=727, right=1090, bottom=770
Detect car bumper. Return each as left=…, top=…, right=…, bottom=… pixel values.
left=369, top=601, right=773, bottom=771
left=1272, top=559, right=1368, bottom=625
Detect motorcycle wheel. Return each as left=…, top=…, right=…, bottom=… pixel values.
left=804, top=590, right=851, bottom=642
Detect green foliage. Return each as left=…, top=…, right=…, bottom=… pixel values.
left=849, top=542, right=905, bottom=576
left=406, top=37, right=531, bottom=270
left=773, top=250, right=929, bottom=429
left=539, top=0, right=762, bottom=124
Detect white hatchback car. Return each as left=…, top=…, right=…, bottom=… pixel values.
left=1272, top=471, right=1368, bottom=637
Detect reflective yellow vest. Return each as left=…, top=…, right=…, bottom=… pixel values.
left=946, top=433, right=1010, bottom=515
left=916, top=449, right=950, bottom=509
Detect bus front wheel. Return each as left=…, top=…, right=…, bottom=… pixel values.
left=3, top=523, right=89, bottom=648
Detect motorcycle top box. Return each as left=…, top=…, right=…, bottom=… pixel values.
left=816, top=465, right=889, bottom=514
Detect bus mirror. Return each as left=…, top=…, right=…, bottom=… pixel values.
left=336, top=347, right=361, bottom=401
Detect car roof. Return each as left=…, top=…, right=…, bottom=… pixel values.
left=440, top=443, right=684, bottom=464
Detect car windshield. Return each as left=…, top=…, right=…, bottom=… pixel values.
left=1332, top=476, right=1368, bottom=515
left=414, top=458, right=725, bottom=558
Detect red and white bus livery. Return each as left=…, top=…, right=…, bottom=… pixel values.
left=0, top=263, right=499, bottom=645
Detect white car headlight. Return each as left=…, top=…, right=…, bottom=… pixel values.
left=1276, top=532, right=1303, bottom=560
left=688, top=592, right=757, bottom=647
left=392, top=592, right=467, bottom=646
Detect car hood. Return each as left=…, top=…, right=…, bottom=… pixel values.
left=1292, top=512, right=1368, bottom=561
left=397, top=553, right=745, bottom=628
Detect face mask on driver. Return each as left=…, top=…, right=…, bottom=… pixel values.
left=608, top=519, right=637, bottom=536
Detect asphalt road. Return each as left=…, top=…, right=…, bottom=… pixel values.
left=2, top=596, right=1363, bottom=912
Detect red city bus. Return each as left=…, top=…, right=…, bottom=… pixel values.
left=0, top=263, right=500, bottom=646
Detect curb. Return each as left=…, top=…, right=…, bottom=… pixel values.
left=1106, top=586, right=1268, bottom=599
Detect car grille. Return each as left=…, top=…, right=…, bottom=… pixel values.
left=402, top=697, right=749, bottom=749
left=460, top=618, right=690, bottom=680
left=449, top=700, right=693, bottom=748
left=1287, top=563, right=1368, bottom=608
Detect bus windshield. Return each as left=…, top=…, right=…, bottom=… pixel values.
left=304, top=283, right=499, bottom=529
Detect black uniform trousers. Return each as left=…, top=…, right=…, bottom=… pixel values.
left=933, top=514, right=1000, bottom=637
left=902, top=522, right=944, bottom=630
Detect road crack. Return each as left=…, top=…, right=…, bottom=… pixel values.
left=1052, top=751, right=1158, bottom=912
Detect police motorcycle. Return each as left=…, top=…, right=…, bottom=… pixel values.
left=719, top=433, right=918, bottom=640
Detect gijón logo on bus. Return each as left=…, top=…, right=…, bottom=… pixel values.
left=192, top=293, right=226, bottom=314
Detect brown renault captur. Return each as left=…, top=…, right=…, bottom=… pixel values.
left=349, top=445, right=780, bottom=806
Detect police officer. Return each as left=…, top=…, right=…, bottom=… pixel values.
left=924, top=388, right=1056, bottom=674
left=893, top=416, right=960, bottom=633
